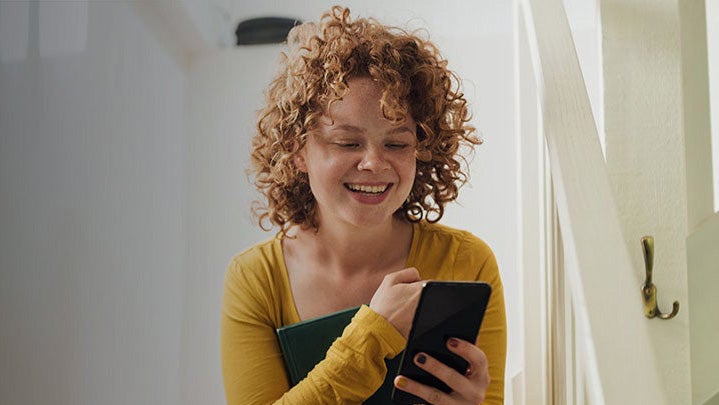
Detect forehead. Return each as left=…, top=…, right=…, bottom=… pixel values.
left=326, top=77, right=382, bottom=114
left=322, top=77, right=414, bottom=125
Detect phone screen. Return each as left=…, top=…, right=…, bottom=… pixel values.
left=390, top=281, right=491, bottom=404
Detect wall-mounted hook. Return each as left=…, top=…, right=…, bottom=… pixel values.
left=641, top=236, right=679, bottom=320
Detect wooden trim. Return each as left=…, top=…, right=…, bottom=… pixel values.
left=702, top=389, right=719, bottom=405
left=679, top=0, right=715, bottom=228
left=688, top=211, right=719, bottom=403
left=549, top=203, right=565, bottom=405
left=517, top=1, right=550, bottom=402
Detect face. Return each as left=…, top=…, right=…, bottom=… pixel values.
left=295, top=77, right=417, bottom=229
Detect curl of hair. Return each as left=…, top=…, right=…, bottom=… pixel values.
left=250, top=6, right=480, bottom=233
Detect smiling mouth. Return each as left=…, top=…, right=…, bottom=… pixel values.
left=345, top=183, right=390, bottom=194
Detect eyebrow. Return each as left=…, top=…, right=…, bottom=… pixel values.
left=331, top=124, right=364, bottom=133
left=388, top=126, right=416, bottom=135
left=330, top=124, right=415, bottom=135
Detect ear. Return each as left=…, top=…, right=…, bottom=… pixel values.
left=294, top=152, right=308, bottom=173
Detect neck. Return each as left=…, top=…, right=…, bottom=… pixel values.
left=295, top=215, right=413, bottom=277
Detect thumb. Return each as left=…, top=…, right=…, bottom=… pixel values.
left=386, top=267, right=422, bottom=285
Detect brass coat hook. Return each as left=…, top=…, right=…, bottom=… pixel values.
left=640, top=236, right=679, bottom=320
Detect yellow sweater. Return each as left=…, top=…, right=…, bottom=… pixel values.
left=221, top=221, right=506, bottom=404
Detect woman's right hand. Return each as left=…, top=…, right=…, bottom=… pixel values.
left=369, top=267, right=424, bottom=339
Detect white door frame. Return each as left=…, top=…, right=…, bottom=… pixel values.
left=680, top=1, right=719, bottom=402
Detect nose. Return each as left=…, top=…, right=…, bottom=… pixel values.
left=357, top=145, right=390, bottom=172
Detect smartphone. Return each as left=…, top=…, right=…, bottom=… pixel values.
left=390, top=281, right=492, bottom=404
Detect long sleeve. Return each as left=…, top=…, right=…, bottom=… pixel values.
left=471, top=251, right=506, bottom=405
left=221, top=255, right=406, bottom=405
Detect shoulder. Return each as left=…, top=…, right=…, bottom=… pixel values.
left=413, top=221, right=498, bottom=282
left=228, top=237, right=279, bottom=274
left=224, top=236, right=283, bottom=301
left=222, top=236, right=285, bottom=324
left=416, top=221, right=493, bottom=257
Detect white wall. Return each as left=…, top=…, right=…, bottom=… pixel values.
left=181, top=47, right=275, bottom=405
left=601, top=0, right=691, bottom=403
left=0, top=2, right=186, bottom=404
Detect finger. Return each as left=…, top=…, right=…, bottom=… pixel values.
left=412, top=352, right=475, bottom=397
left=446, top=338, right=490, bottom=386
left=385, top=267, right=421, bottom=284
left=394, top=375, right=450, bottom=405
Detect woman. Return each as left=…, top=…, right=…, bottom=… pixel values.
left=221, top=6, right=506, bottom=404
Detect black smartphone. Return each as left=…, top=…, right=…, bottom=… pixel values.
left=390, top=281, right=492, bottom=404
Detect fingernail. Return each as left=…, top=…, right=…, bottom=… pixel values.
left=395, top=376, right=407, bottom=388
left=448, top=338, right=459, bottom=348
left=416, top=353, right=427, bottom=364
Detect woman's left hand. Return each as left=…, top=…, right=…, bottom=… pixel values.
left=393, top=337, right=490, bottom=404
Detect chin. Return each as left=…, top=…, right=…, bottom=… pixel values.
left=344, top=208, right=404, bottom=228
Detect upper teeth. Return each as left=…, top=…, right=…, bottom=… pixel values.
left=348, top=184, right=387, bottom=193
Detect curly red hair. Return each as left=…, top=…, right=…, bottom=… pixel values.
left=250, top=6, right=480, bottom=232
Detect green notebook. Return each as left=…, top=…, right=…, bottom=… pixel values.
left=276, top=306, right=401, bottom=404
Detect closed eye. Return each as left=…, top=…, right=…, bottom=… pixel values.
left=386, top=143, right=410, bottom=150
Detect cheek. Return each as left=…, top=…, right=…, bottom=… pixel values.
left=403, top=156, right=418, bottom=179
left=305, top=147, right=341, bottom=171
left=307, top=156, right=347, bottom=186
left=406, top=159, right=418, bottom=189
